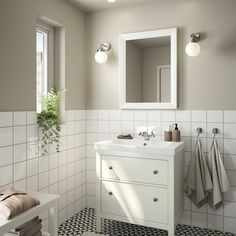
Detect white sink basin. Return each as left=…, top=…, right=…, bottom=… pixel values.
left=95, top=139, right=184, bottom=155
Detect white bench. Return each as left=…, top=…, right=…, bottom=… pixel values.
left=0, top=192, right=60, bottom=236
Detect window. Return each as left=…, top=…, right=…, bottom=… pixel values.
left=36, top=22, right=54, bottom=112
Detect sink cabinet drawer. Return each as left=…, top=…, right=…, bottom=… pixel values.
left=101, top=155, right=168, bottom=185
left=102, top=181, right=168, bottom=224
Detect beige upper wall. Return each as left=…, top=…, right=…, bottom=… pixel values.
left=86, top=0, right=236, bottom=110
left=0, top=0, right=86, bottom=111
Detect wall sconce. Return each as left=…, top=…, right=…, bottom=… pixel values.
left=185, top=33, right=201, bottom=57
left=95, top=42, right=111, bottom=64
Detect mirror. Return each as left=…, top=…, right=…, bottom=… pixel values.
left=119, top=28, right=177, bottom=109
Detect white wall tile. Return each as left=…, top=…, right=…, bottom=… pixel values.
left=176, top=110, right=191, bottom=122
left=98, top=110, right=109, bottom=120
left=49, top=168, right=58, bottom=185
left=59, top=166, right=67, bottom=182
left=66, top=110, right=75, bottom=122
left=14, top=112, right=26, bottom=126
left=67, top=122, right=75, bottom=136
left=224, top=155, right=236, bottom=171
left=0, top=127, right=13, bottom=147
left=27, top=125, right=38, bottom=142
left=207, top=215, right=223, bottom=231
left=59, top=179, right=67, bottom=195
left=162, top=110, right=175, bottom=122
left=14, top=144, right=26, bottom=163
left=0, top=112, right=13, bottom=127
left=0, top=146, right=13, bottom=167
left=122, top=110, right=134, bottom=121
left=75, top=110, right=82, bottom=121
left=207, top=111, right=223, bottom=123
left=14, top=126, right=26, bottom=144
left=49, top=182, right=58, bottom=194
left=191, top=212, right=206, bottom=228
left=109, top=120, right=121, bottom=134
left=27, top=159, right=39, bottom=177
left=224, top=187, right=236, bottom=202
left=87, top=183, right=96, bottom=196
left=224, top=216, right=236, bottom=234
left=67, top=163, right=75, bottom=177
left=178, top=122, right=191, bottom=137
left=134, top=110, right=147, bottom=121
left=26, top=111, right=37, bottom=125
left=39, top=172, right=49, bottom=189
left=192, top=111, right=206, bottom=122
left=147, top=110, right=161, bottom=122
left=224, top=139, right=236, bottom=155
left=224, top=201, right=236, bottom=217
left=207, top=123, right=223, bottom=138
left=224, top=123, right=236, bottom=139
left=178, top=211, right=191, bottom=225
left=224, top=111, right=236, bottom=123
left=87, top=110, right=97, bottom=120
left=109, top=110, right=121, bottom=121
left=14, top=161, right=26, bottom=181
left=191, top=122, right=207, bottom=137
left=0, top=165, right=13, bottom=185
left=122, top=121, right=134, bottom=134
left=14, top=178, right=26, bottom=190
left=27, top=141, right=39, bottom=159
left=98, top=120, right=109, bottom=133
left=227, top=170, right=236, bottom=186
left=27, top=175, right=39, bottom=191
left=87, top=120, right=97, bottom=133
left=39, top=156, right=49, bottom=173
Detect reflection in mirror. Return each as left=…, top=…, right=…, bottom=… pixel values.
left=126, top=36, right=171, bottom=103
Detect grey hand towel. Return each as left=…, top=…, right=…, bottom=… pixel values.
left=16, top=217, right=42, bottom=236
left=207, top=139, right=230, bottom=210
left=184, top=138, right=213, bottom=208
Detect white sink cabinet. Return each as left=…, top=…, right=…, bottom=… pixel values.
left=95, top=139, right=185, bottom=236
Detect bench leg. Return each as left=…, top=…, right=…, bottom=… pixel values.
left=48, top=203, right=58, bottom=236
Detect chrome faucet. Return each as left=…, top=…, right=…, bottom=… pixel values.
left=139, top=131, right=155, bottom=141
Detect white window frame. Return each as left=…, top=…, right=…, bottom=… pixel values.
left=36, top=21, right=54, bottom=113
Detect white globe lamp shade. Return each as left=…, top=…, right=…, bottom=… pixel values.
left=95, top=51, right=108, bottom=64
left=185, top=42, right=201, bottom=57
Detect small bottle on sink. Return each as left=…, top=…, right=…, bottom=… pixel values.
left=172, top=123, right=181, bottom=142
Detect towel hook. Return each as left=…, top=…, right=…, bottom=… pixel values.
left=196, top=127, right=202, bottom=138
left=212, top=128, right=218, bottom=138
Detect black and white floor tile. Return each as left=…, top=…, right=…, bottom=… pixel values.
left=58, top=208, right=234, bottom=236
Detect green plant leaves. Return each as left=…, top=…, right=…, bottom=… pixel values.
left=37, top=89, right=63, bottom=156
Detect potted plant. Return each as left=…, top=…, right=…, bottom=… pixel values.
left=37, top=88, right=63, bottom=156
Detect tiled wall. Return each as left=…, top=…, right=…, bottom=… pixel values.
left=0, top=110, right=87, bottom=230
left=86, top=110, right=236, bottom=234
left=1, top=109, right=236, bottom=234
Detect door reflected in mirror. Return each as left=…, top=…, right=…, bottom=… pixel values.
left=126, top=37, right=171, bottom=103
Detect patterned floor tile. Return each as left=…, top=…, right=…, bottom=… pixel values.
left=58, top=208, right=233, bottom=236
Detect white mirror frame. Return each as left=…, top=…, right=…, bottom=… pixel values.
left=119, top=28, right=177, bottom=109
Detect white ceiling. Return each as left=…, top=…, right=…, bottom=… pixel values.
left=66, top=0, right=153, bottom=12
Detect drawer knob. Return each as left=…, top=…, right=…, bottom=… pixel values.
left=109, top=192, right=113, bottom=196
left=153, top=197, right=159, bottom=202
left=153, top=170, right=159, bottom=175
left=109, top=166, right=113, bottom=170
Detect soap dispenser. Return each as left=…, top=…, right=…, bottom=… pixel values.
left=172, top=123, right=181, bottom=142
